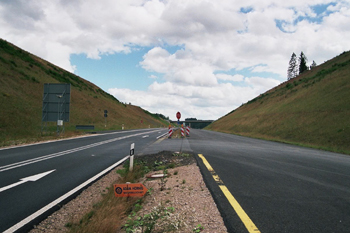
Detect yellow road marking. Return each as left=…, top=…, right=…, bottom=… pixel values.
left=198, top=154, right=260, bottom=233
left=154, top=136, right=166, bottom=144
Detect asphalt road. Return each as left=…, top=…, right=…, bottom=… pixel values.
left=188, top=129, right=350, bottom=233
left=0, top=128, right=168, bottom=232
left=2, top=128, right=350, bottom=233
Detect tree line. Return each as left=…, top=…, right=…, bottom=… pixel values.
left=287, top=52, right=317, bottom=80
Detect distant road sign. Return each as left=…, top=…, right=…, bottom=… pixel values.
left=114, top=183, right=147, bottom=197
left=42, top=83, right=71, bottom=122
left=176, top=111, right=181, bottom=120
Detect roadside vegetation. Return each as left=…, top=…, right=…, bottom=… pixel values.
left=0, top=39, right=168, bottom=147
left=64, top=151, right=200, bottom=233
left=207, top=50, right=350, bottom=155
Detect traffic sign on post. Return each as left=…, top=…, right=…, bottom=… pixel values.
left=176, top=111, right=181, bottom=120
left=176, top=112, right=181, bottom=124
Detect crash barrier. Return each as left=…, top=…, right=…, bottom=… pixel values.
left=75, top=125, right=95, bottom=130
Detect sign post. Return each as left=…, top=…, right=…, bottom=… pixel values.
left=104, top=110, right=108, bottom=127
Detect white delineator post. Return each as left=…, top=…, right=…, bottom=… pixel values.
left=129, top=143, right=135, bottom=172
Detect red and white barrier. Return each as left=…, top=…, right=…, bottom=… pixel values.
left=168, top=126, right=173, bottom=138
left=186, top=126, right=190, bottom=136
left=181, top=125, right=185, bottom=137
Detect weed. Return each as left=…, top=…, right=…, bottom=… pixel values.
left=154, top=160, right=163, bottom=166
left=182, top=179, right=186, bottom=184
left=193, top=224, right=204, bottom=232
left=155, top=165, right=166, bottom=171
left=172, top=152, right=191, bottom=157
left=133, top=203, right=143, bottom=213
left=65, top=222, right=73, bottom=228
left=146, top=187, right=153, bottom=196
left=124, top=203, right=179, bottom=233
left=79, top=210, right=95, bottom=225
left=158, top=168, right=168, bottom=191
left=174, top=170, right=178, bottom=175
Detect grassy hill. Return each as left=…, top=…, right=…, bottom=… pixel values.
left=0, top=39, right=168, bottom=147
left=207, top=51, right=350, bottom=154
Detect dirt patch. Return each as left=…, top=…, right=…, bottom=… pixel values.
left=135, top=150, right=196, bottom=169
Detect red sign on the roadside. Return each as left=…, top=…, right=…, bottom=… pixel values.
left=114, top=183, right=148, bottom=197
left=176, top=112, right=181, bottom=120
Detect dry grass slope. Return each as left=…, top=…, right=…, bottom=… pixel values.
left=207, top=51, right=350, bottom=154
left=0, top=39, right=168, bottom=146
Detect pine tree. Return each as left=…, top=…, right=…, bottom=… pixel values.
left=299, top=51, right=308, bottom=74
left=287, top=52, right=298, bottom=80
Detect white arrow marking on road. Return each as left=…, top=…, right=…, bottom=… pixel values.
left=142, top=135, right=149, bottom=138
left=0, top=170, right=55, bottom=193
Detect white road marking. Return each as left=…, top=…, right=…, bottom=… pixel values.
left=3, top=157, right=129, bottom=233
left=0, top=129, right=160, bottom=173
left=0, top=170, right=55, bottom=193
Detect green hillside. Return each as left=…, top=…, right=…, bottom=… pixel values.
left=207, top=51, right=350, bottom=154
left=0, top=39, right=168, bottom=147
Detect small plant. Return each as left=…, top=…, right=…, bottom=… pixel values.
left=174, top=170, right=178, bottom=175
left=182, top=179, right=186, bottom=184
left=154, top=160, right=163, bottom=166
left=64, top=222, right=73, bottom=228
left=134, top=203, right=143, bottom=212
left=159, top=168, right=168, bottom=191
left=124, top=203, right=178, bottom=233
left=172, top=152, right=191, bottom=157
left=193, top=224, right=204, bottom=232
left=146, top=187, right=153, bottom=196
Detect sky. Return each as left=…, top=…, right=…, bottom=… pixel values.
left=0, top=0, right=349, bottom=121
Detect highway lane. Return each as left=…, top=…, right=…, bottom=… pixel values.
left=0, top=128, right=168, bottom=232
left=189, top=129, right=350, bottom=233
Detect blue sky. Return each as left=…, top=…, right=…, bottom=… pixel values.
left=0, top=0, right=349, bottom=120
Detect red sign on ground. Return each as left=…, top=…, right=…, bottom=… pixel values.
left=114, top=183, right=148, bottom=197
left=176, top=111, right=181, bottom=120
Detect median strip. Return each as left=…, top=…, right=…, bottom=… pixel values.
left=198, top=154, right=260, bottom=233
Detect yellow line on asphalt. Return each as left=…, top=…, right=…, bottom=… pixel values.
left=154, top=136, right=166, bottom=144
left=198, top=154, right=260, bottom=233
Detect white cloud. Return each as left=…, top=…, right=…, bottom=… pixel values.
left=1, top=0, right=349, bottom=119
left=141, top=47, right=218, bottom=86
left=149, top=75, right=158, bottom=79
left=109, top=77, right=279, bottom=120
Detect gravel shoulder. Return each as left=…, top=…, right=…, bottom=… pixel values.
left=30, top=151, right=228, bottom=233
